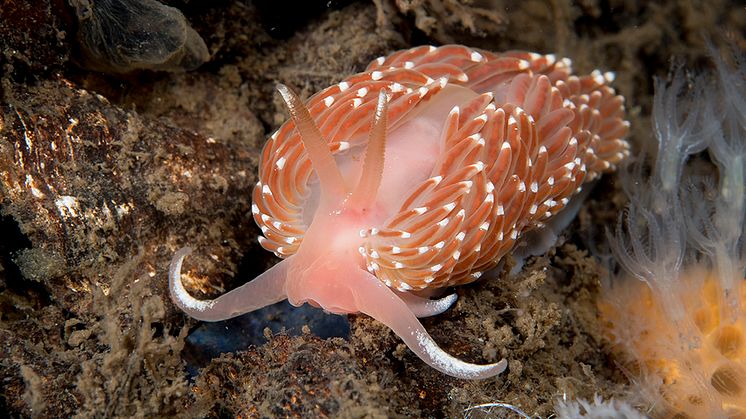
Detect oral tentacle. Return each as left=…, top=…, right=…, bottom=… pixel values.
left=277, top=84, right=347, bottom=200
left=350, top=89, right=388, bottom=209
left=168, top=247, right=290, bottom=321
left=349, top=268, right=507, bottom=379
left=396, top=291, right=458, bottom=318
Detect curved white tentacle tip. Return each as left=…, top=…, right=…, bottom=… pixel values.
left=413, top=328, right=508, bottom=379
left=276, top=83, right=293, bottom=104
left=409, top=293, right=458, bottom=318
left=350, top=268, right=504, bottom=379
left=427, top=293, right=458, bottom=316
left=168, top=247, right=216, bottom=313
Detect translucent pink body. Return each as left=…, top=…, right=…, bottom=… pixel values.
left=169, top=45, right=630, bottom=379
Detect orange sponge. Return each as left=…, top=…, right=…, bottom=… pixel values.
left=600, top=267, right=746, bottom=417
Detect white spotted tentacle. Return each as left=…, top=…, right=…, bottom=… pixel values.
left=348, top=267, right=507, bottom=379
left=168, top=247, right=291, bottom=321
left=397, top=291, right=459, bottom=318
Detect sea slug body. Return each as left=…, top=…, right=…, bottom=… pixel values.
left=169, top=45, right=630, bottom=379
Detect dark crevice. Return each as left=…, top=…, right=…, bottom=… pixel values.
left=0, top=212, right=52, bottom=309
left=253, top=0, right=361, bottom=40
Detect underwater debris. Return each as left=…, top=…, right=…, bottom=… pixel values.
left=599, top=47, right=746, bottom=418
left=554, top=394, right=646, bottom=419
left=71, top=0, right=209, bottom=73
left=464, top=401, right=531, bottom=418
left=373, top=0, right=507, bottom=43
left=0, top=1, right=72, bottom=76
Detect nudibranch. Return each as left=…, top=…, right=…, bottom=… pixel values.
left=169, top=45, right=630, bottom=379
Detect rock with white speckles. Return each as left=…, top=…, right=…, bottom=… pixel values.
left=0, top=79, right=259, bottom=312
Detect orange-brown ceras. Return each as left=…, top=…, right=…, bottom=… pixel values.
left=169, top=45, right=630, bottom=379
